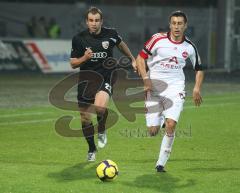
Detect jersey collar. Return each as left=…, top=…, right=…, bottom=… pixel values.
left=167, top=32, right=185, bottom=44
left=88, top=27, right=104, bottom=38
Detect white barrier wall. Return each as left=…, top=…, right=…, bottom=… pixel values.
left=0, top=39, right=39, bottom=71
left=25, top=39, right=75, bottom=73
left=0, top=39, right=76, bottom=73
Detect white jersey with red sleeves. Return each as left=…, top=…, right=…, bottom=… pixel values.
left=139, top=32, right=202, bottom=86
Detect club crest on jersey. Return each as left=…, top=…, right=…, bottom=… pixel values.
left=182, top=51, right=188, bottom=59
left=102, top=41, right=109, bottom=49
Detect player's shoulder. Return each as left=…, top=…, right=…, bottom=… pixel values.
left=152, top=32, right=168, bottom=38
left=184, top=36, right=199, bottom=55
left=145, top=32, right=167, bottom=47
left=79, top=29, right=89, bottom=35
left=102, top=27, right=118, bottom=34
left=184, top=36, right=196, bottom=47
left=155, top=32, right=168, bottom=37
left=72, top=29, right=88, bottom=40
left=148, top=32, right=168, bottom=42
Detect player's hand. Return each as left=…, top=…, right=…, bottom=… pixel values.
left=193, top=87, right=202, bottom=106
left=84, top=48, right=93, bottom=60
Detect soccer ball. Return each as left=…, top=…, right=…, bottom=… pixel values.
left=96, top=159, right=119, bottom=181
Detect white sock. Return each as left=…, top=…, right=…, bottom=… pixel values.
left=156, top=133, right=175, bottom=167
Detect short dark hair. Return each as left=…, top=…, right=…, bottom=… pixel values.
left=85, top=7, right=103, bottom=20
left=169, top=10, right=188, bottom=23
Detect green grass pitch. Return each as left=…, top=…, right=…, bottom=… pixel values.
left=0, top=74, right=240, bottom=193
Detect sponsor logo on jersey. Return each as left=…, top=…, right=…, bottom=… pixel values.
left=182, top=51, right=188, bottom=59
left=160, top=62, right=182, bottom=69
left=179, top=92, right=186, bottom=99
left=102, top=41, right=109, bottom=49
left=92, top=52, right=108, bottom=59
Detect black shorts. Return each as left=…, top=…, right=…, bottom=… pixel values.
left=77, top=72, right=114, bottom=107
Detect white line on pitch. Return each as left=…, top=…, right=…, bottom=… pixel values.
left=0, top=112, right=54, bottom=118
left=0, top=117, right=78, bottom=126
left=0, top=118, right=56, bottom=126
left=184, top=102, right=239, bottom=109
left=0, top=102, right=238, bottom=126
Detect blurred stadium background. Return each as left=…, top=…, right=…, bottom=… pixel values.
left=0, top=0, right=240, bottom=72
left=0, top=1, right=240, bottom=193
left=0, top=0, right=239, bottom=107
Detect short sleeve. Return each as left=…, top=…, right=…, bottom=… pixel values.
left=113, top=29, right=122, bottom=45
left=70, top=35, right=85, bottom=58
left=189, top=45, right=203, bottom=71
left=139, top=33, right=163, bottom=59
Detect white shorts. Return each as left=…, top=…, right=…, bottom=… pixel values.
left=145, top=84, right=185, bottom=127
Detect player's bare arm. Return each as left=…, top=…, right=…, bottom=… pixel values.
left=117, top=41, right=137, bottom=72
left=70, top=48, right=93, bottom=69
left=136, top=55, right=152, bottom=92
left=193, top=70, right=204, bottom=106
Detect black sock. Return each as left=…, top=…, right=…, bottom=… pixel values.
left=97, top=109, right=108, bottom=134
left=82, top=122, right=96, bottom=152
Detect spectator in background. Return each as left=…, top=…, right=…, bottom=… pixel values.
left=48, top=17, right=61, bottom=38
left=34, top=16, right=48, bottom=38
left=26, top=16, right=37, bottom=37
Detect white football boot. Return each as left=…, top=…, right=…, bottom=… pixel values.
left=87, top=151, right=96, bottom=162
left=98, top=132, right=107, bottom=148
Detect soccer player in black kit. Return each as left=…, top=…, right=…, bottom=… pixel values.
left=70, top=7, right=136, bottom=161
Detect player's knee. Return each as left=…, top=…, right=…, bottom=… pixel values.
left=80, top=112, right=91, bottom=124
left=148, top=126, right=159, bottom=136
left=95, top=106, right=106, bottom=115
left=165, top=119, right=176, bottom=134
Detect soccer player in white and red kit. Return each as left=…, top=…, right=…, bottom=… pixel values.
left=136, top=10, right=204, bottom=172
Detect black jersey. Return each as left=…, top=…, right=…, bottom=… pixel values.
left=71, top=27, right=122, bottom=77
